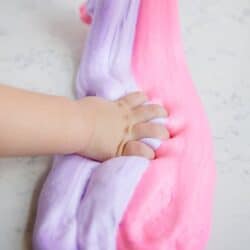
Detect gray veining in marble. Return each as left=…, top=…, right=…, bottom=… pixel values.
left=0, top=0, right=250, bottom=249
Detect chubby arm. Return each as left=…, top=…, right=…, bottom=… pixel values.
left=0, top=84, right=89, bottom=156
left=0, top=84, right=168, bottom=160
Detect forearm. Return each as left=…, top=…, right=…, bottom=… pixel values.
left=0, top=84, right=91, bottom=157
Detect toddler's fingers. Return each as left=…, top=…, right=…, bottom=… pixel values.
left=117, top=91, right=147, bottom=108
left=122, top=141, right=155, bottom=160
left=132, top=104, right=167, bottom=123
left=132, top=123, right=169, bottom=140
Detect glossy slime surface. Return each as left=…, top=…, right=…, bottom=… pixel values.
left=33, top=1, right=216, bottom=250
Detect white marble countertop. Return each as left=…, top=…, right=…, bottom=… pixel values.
left=0, top=0, right=249, bottom=249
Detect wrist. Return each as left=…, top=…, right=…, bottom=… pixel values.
left=51, top=97, right=86, bottom=155
left=70, top=98, right=96, bottom=155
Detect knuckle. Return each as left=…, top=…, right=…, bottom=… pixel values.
left=117, top=99, right=125, bottom=107
left=119, top=100, right=131, bottom=113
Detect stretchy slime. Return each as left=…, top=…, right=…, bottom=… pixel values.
left=33, top=1, right=216, bottom=249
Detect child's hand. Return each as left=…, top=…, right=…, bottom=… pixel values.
left=0, top=85, right=168, bottom=159
left=75, top=92, right=169, bottom=161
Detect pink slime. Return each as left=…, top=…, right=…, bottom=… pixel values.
left=115, top=1, right=216, bottom=249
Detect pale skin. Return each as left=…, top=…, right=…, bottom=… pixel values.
left=0, top=84, right=169, bottom=161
